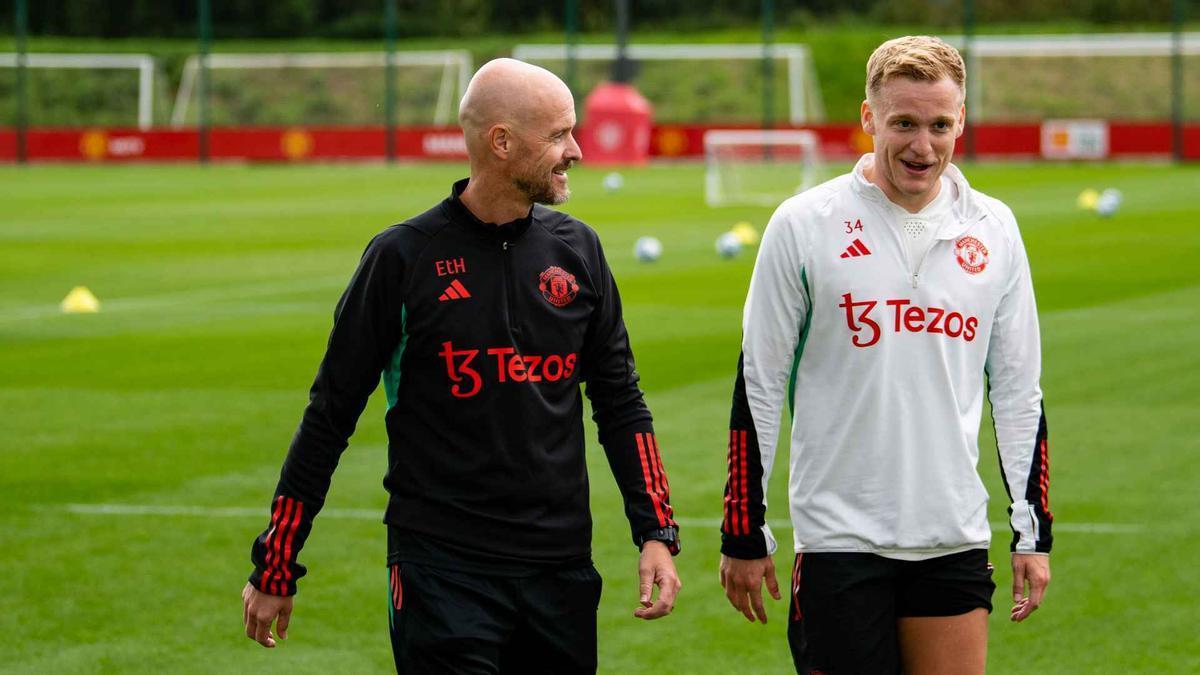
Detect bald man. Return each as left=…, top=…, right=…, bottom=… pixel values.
left=241, top=59, right=681, bottom=674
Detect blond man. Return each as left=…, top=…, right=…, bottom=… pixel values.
left=718, top=36, right=1051, bottom=673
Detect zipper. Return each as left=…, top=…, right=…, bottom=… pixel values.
left=868, top=199, right=921, bottom=289
left=893, top=216, right=945, bottom=290
left=885, top=211, right=923, bottom=289
left=501, top=240, right=519, bottom=335
left=899, top=234, right=918, bottom=289
left=911, top=242, right=933, bottom=289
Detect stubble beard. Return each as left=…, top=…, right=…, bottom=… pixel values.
left=514, top=161, right=571, bottom=206
left=514, top=175, right=567, bottom=205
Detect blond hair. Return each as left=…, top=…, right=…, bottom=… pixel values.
left=865, top=36, right=965, bottom=103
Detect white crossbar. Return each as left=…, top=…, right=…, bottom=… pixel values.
left=0, top=52, right=156, bottom=129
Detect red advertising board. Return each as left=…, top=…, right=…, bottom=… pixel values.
left=1, top=123, right=1196, bottom=163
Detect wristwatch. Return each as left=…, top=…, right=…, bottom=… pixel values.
left=636, top=526, right=680, bottom=555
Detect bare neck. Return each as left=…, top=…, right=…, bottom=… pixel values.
left=459, top=173, right=532, bottom=225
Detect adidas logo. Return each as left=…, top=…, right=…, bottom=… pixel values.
left=839, top=239, right=872, bottom=259
left=438, top=279, right=471, bottom=302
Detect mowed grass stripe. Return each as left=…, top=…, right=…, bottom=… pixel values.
left=49, top=503, right=1165, bottom=536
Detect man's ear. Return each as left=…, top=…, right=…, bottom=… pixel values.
left=489, top=125, right=511, bottom=159
left=956, top=103, right=966, bottom=139
left=861, top=99, right=876, bottom=136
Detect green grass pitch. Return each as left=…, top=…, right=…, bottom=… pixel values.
left=1, top=160, right=1198, bottom=673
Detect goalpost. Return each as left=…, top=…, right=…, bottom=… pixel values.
left=0, top=53, right=157, bottom=129
left=945, top=32, right=1200, bottom=121
left=512, top=43, right=825, bottom=124
left=704, top=129, right=822, bottom=207
left=169, top=51, right=472, bottom=128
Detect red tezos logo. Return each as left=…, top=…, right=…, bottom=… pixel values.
left=539, top=266, right=579, bottom=307
left=438, top=341, right=483, bottom=398
left=955, top=236, right=989, bottom=274
left=839, top=292, right=978, bottom=348
left=438, top=341, right=577, bottom=399
left=838, top=293, right=881, bottom=347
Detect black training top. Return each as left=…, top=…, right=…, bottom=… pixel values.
left=249, top=179, right=677, bottom=595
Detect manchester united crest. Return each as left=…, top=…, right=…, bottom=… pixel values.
left=954, top=236, right=989, bottom=275
left=538, top=266, right=579, bottom=307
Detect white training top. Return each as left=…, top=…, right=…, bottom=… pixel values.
left=737, top=154, right=1051, bottom=560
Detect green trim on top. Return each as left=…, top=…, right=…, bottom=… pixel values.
left=387, top=569, right=395, bottom=631
left=383, top=305, right=408, bottom=411
left=787, top=268, right=812, bottom=415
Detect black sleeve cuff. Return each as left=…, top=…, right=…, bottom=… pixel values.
left=721, top=531, right=769, bottom=560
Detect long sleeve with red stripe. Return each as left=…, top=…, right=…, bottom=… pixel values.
left=249, top=230, right=407, bottom=596
left=581, top=244, right=678, bottom=552
left=985, top=220, right=1052, bottom=554
left=721, top=351, right=772, bottom=559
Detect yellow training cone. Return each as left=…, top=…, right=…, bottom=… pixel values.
left=1077, top=188, right=1100, bottom=211
left=61, top=286, right=101, bottom=314
left=732, top=221, right=760, bottom=246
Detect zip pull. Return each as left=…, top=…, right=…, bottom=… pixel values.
left=502, top=241, right=509, bottom=251
left=911, top=273, right=919, bottom=289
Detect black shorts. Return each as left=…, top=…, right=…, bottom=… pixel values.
left=787, top=549, right=995, bottom=675
left=387, top=560, right=602, bottom=675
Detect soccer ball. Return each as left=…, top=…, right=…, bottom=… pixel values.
left=715, top=232, right=743, bottom=259
left=1096, top=188, right=1122, bottom=218
left=633, top=236, right=663, bottom=262
left=603, top=172, right=624, bottom=193
left=731, top=221, right=760, bottom=246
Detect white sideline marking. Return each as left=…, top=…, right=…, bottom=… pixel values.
left=676, top=517, right=1145, bottom=534
left=55, top=504, right=1145, bottom=535
left=60, top=503, right=380, bottom=520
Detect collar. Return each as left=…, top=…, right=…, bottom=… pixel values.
left=850, top=154, right=984, bottom=239
left=444, top=177, right=534, bottom=240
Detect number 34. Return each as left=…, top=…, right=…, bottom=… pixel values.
left=844, top=219, right=864, bottom=234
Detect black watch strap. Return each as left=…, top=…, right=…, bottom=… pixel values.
left=636, top=526, right=680, bottom=555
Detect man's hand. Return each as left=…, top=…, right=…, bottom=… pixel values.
left=719, top=554, right=781, bottom=624
left=633, top=541, right=681, bottom=620
left=1010, top=553, right=1050, bottom=622
left=242, top=582, right=294, bottom=648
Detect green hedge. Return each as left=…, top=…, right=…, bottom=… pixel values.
left=0, top=1, right=1194, bottom=39
left=1, top=21, right=1197, bottom=126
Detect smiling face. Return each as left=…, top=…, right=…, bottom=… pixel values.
left=510, top=87, right=581, bottom=205
left=861, top=76, right=965, bottom=212
left=458, top=59, right=584, bottom=214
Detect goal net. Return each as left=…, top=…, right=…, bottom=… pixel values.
left=705, top=129, right=822, bottom=208
left=0, top=53, right=159, bottom=129
left=948, top=32, right=1200, bottom=121
left=169, top=51, right=472, bottom=127
left=511, top=43, right=824, bottom=124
